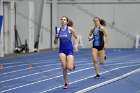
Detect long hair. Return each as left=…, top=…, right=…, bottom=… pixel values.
left=67, top=18, right=73, bottom=27
left=100, top=18, right=107, bottom=27
left=93, top=17, right=107, bottom=27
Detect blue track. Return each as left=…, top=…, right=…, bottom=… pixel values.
left=0, top=48, right=140, bottom=93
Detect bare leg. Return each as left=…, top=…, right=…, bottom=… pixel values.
left=67, top=55, right=74, bottom=71
left=92, top=48, right=100, bottom=75
left=59, top=53, right=67, bottom=84
left=99, top=50, right=105, bottom=64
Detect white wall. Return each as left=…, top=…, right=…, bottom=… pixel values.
left=57, top=1, right=140, bottom=48
left=8, top=0, right=140, bottom=52
left=16, top=1, right=29, bottom=45
left=38, top=1, right=51, bottom=50
left=34, top=0, right=44, bottom=47
left=16, top=0, right=35, bottom=52
left=0, top=1, right=15, bottom=57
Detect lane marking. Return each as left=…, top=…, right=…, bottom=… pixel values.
left=76, top=68, right=140, bottom=93
left=1, top=62, right=139, bottom=84
left=1, top=58, right=139, bottom=75
left=0, top=67, right=94, bottom=93
left=39, top=64, right=140, bottom=93
left=0, top=60, right=89, bottom=75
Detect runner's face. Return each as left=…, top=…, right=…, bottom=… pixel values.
left=61, top=17, right=68, bottom=26
left=94, top=18, right=100, bottom=27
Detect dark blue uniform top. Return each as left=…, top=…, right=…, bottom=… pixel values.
left=92, top=27, right=104, bottom=46
left=59, top=26, right=73, bottom=50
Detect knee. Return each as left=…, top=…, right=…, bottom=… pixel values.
left=67, top=66, right=73, bottom=71
left=93, top=57, right=97, bottom=62
left=93, top=59, right=97, bottom=63
left=93, top=61, right=98, bottom=66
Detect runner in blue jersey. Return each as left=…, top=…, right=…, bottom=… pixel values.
left=54, top=16, right=79, bottom=89
left=88, top=17, right=108, bottom=78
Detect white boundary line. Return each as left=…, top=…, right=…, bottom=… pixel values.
left=39, top=64, right=140, bottom=93
left=76, top=68, right=140, bottom=93
left=1, top=56, right=139, bottom=75
left=0, top=64, right=140, bottom=93
left=0, top=67, right=93, bottom=93
left=2, top=59, right=60, bottom=69
left=0, top=57, right=89, bottom=65
left=1, top=62, right=139, bottom=84
left=1, top=51, right=139, bottom=66
left=4, top=59, right=139, bottom=69
left=1, top=59, right=59, bottom=65
left=1, top=59, right=90, bottom=70
left=0, top=63, right=90, bottom=83
left=0, top=60, right=87, bottom=75
left=0, top=58, right=59, bottom=65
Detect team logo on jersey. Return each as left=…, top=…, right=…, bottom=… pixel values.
left=59, top=34, right=68, bottom=38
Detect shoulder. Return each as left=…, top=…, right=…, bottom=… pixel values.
left=99, top=26, right=105, bottom=32
left=90, top=27, right=95, bottom=31
left=68, top=26, right=73, bottom=30
left=68, top=26, right=75, bottom=32
left=68, top=26, right=72, bottom=29
left=89, top=27, right=95, bottom=33
left=68, top=26, right=74, bottom=34
left=91, top=27, right=95, bottom=30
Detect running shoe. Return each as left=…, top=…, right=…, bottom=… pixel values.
left=94, top=74, right=100, bottom=78
left=104, top=56, right=106, bottom=60
left=63, top=84, right=68, bottom=89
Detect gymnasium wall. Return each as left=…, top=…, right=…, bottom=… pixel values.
left=57, top=1, right=140, bottom=48
left=16, top=1, right=29, bottom=44
left=5, top=0, right=140, bottom=52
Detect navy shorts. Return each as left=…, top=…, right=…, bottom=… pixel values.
left=59, top=49, right=74, bottom=56
left=92, top=45, right=104, bottom=51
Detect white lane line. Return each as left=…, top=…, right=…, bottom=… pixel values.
left=76, top=68, right=140, bottom=93
left=0, top=60, right=88, bottom=75
left=0, top=51, right=139, bottom=65
left=0, top=63, right=90, bottom=83
left=1, top=59, right=59, bottom=65
left=0, top=66, right=94, bottom=93
left=1, top=62, right=139, bottom=84
left=0, top=49, right=139, bottom=65
left=4, top=57, right=139, bottom=69
left=1, top=60, right=89, bottom=69
left=2, top=60, right=60, bottom=69
left=1, top=58, right=90, bottom=65
left=38, top=64, right=140, bottom=93
left=1, top=57, right=139, bottom=76
left=0, top=68, right=61, bottom=83
left=0, top=63, right=60, bottom=75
